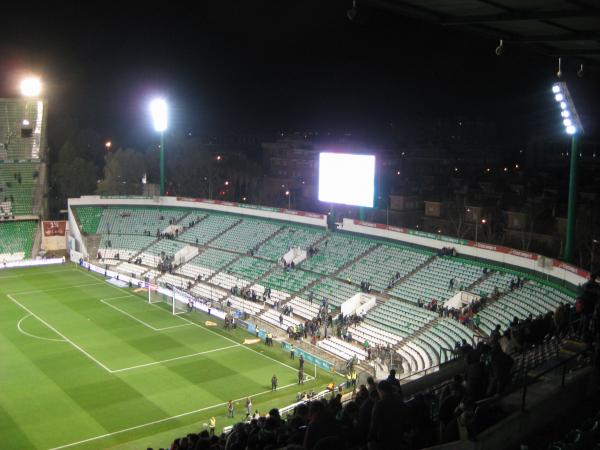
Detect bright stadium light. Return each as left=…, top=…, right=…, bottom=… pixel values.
left=20, top=77, right=42, bottom=97
left=149, top=97, right=169, bottom=196
left=150, top=98, right=168, bottom=132
left=551, top=81, right=584, bottom=263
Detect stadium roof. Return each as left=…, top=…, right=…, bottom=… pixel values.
left=365, top=0, right=600, bottom=62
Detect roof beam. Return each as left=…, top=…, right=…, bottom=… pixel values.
left=442, top=9, right=600, bottom=26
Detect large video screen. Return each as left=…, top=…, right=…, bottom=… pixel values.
left=318, top=152, right=375, bottom=207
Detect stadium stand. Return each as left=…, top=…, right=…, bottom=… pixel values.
left=96, top=206, right=189, bottom=235
left=303, top=277, right=359, bottom=309
left=73, top=206, right=103, bottom=234
left=224, top=256, right=274, bottom=283
left=0, top=99, right=45, bottom=160
left=211, top=218, right=282, bottom=253
left=226, top=295, right=264, bottom=315
left=340, top=243, right=433, bottom=291
left=300, top=233, right=375, bottom=275
left=0, top=220, right=36, bottom=262
left=98, top=234, right=155, bottom=261
left=389, top=256, right=486, bottom=304
left=0, top=161, right=40, bottom=215
left=260, top=267, right=322, bottom=295
left=177, top=213, right=240, bottom=245
left=255, top=225, right=325, bottom=260
left=176, top=248, right=238, bottom=280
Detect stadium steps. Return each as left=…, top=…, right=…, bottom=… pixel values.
left=383, top=254, right=437, bottom=295
left=31, top=223, right=42, bottom=258
left=466, top=269, right=495, bottom=293
left=252, top=225, right=286, bottom=253
left=86, top=234, right=102, bottom=260
left=330, top=243, right=382, bottom=287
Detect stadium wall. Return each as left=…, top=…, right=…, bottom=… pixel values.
left=342, top=219, right=589, bottom=289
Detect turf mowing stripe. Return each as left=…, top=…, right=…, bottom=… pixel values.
left=74, top=264, right=304, bottom=376
left=110, top=344, right=240, bottom=373
left=7, top=281, right=105, bottom=296
left=47, top=380, right=307, bottom=450
left=6, top=294, right=113, bottom=373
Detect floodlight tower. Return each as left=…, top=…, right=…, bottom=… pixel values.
left=150, top=98, right=168, bottom=196
left=551, top=82, right=583, bottom=263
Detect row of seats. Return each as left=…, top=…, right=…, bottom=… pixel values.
left=0, top=162, right=40, bottom=214
left=260, top=267, right=321, bottom=295
left=74, top=206, right=103, bottom=234
left=255, top=225, right=325, bottom=261
left=96, top=206, right=189, bottom=236
left=0, top=99, right=44, bottom=160
left=249, top=284, right=290, bottom=304
left=211, top=272, right=251, bottom=290
left=227, top=296, right=264, bottom=315
left=317, top=337, right=366, bottom=362
left=178, top=214, right=240, bottom=246
left=390, top=256, right=486, bottom=304
left=348, top=322, right=401, bottom=347
left=286, top=297, right=321, bottom=320
left=340, top=244, right=432, bottom=291
left=0, top=220, right=36, bottom=262
left=301, top=278, right=358, bottom=308
left=115, top=262, right=148, bottom=277
left=191, top=282, right=227, bottom=302
left=300, top=234, right=374, bottom=275
left=365, top=299, right=437, bottom=338
left=260, top=308, right=301, bottom=331
left=211, top=219, right=281, bottom=253
left=225, top=256, right=273, bottom=282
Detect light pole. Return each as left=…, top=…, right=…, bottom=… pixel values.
left=285, top=190, right=291, bottom=209
left=551, top=82, right=583, bottom=263
left=592, top=239, right=598, bottom=273
left=475, top=218, right=486, bottom=244
left=150, top=98, right=168, bottom=196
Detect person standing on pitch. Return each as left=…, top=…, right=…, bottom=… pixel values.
left=299, top=354, right=304, bottom=370
left=271, top=374, right=278, bottom=391
left=245, top=397, right=252, bottom=418
left=227, top=400, right=234, bottom=418
left=290, top=344, right=295, bottom=359
left=298, top=368, right=304, bottom=385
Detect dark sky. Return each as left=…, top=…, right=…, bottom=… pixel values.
left=1, top=1, right=597, bottom=150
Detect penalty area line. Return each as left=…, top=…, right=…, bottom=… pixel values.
left=48, top=379, right=311, bottom=450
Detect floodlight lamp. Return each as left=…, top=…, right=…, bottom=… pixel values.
left=560, top=102, right=567, bottom=110
left=22, top=119, right=30, bottom=126
left=20, top=77, right=42, bottom=97
left=561, top=110, right=570, bottom=118
left=554, top=93, right=564, bottom=102
left=566, top=125, right=577, bottom=135
left=563, top=118, right=572, bottom=127
left=150, top=98, right=168, bottom=132
left=552, top=85, right=561, bottom=94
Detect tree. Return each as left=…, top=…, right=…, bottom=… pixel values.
left=96, top=148, right=146, bottom=195
left=49, top=141, right=98, bottom=214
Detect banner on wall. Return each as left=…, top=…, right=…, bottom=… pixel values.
left=43, top=221, right=66, bottom=237
left=41, top=221, right=68, bottom=251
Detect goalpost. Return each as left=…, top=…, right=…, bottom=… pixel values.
left=146, top=280, right=189, bottom=315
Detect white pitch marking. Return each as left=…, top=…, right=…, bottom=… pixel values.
left=16, top=314, right=67, bottom=343
left=100, top=298, right=191, bottom=332
left=48, top=379, right=314, bottom=450
left=6, top=294, right=113, bottom=373
left=111, top=344, right=240, bottom=373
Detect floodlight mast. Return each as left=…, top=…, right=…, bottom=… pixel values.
left=552, top=82, right=583, bottom=263
left=150, top=98, right=168, bottom=196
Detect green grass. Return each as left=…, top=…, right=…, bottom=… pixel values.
left=0, top=264, right=340, bottom=450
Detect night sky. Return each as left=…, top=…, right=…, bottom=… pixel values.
left=1, top=1, right=597, bottom=151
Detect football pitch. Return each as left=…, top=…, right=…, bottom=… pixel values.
left=0, top=264, right=340, bottom=450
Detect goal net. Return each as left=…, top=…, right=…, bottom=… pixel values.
left=147, top=280, right=190, bottom=315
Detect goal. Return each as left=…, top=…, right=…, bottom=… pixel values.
left=147, top=280, right=189, bottom=315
